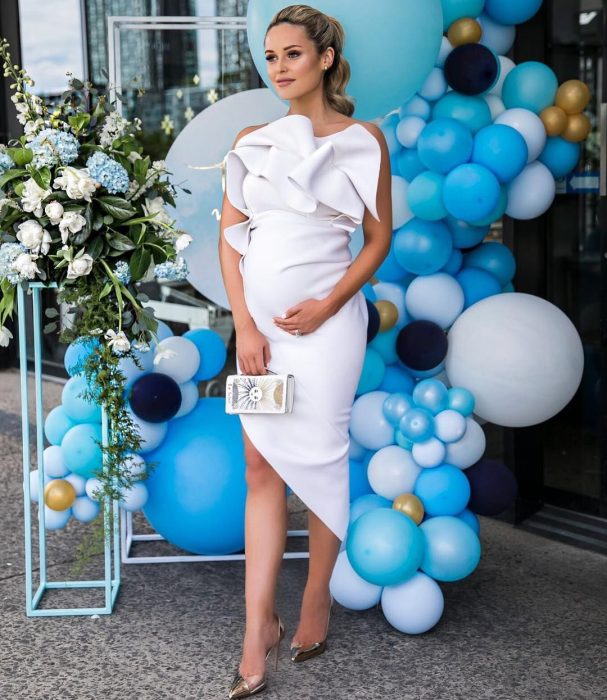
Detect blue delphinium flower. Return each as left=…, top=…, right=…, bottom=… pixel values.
left=86, top=152, right=130, bottom=194
left=114, top=260, right=131, bottom=284
left=29, top=128, right=79, bottom=168
left=0, top=152, right=15, bottom=174
left=0, top=242, right=28, bottom=284
left=154, top=256, right=188, bottom=281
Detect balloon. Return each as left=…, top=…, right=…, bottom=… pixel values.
left=391, top=175, right=415, bottom=229
left=502, top=61, right=559, bottom=114
left=434, top=409, right=467, bottom=443
left=463, top=242, right=516, bottom=287
left=129, top=410, right=168, bottom=454
left=346, top=508, right=425, bottom=586
left=392, top=493, right=425, bottom=524
left=444, top=418, right=486, bottom=469
left=175, top=381, right=199, bottom=418
left=63, top=337, right=99, bottom=377
left=456, top=267, right=502, bottom=308
left=478, top=14, right=516, bottom=55
left=448, top=387, right=475, bottom=416
left=374, top=300, right=399, bottom=331
left=365, top=298, right=381, bottom=343
left=153, top=336, right=200, bottom=384
left=399, top=408, right=435, bottom=443
left=350, top=493, right=393, bottom=524
left=61, top=423, right=103, bottom=478
left=443, top=163, right=501, bottom=222
left=441, top=0, right=485, bottom=30
left=442, top=248, right=463, bottom=276
left=64, top=472, right=86, bottom=496
left=367, top=445, right=421, bottom=499
left=371, top=326, right=401, bottom=366
left=183, top=328, right=227, bottom=381
left=472, top=124, right=528, bottom=183
left=381, top=572, right=444, bottom=634
left=394, top=219, right=453, bottom=275
left=396, top=321, right=448, bottom=372
left=349, top=458, right=374, bottom=502
left=396, top=116, right=427, bottom=149
left=379, top=365, right=416, bottom=395
left=414, top=465, right=471, bottom=516
left=407, top=172, right=447, bottom=221
left=43, top=445, right=68, bottom=478
left=375, top=241, right=408, bottom=282
left=420, top=515, right=481, bottom=581
left=85, top=477, right=104, bottom=501
left=417, top=118, right=474, bottom=175
left=405, top=273, right=464, bottom=329
left=538, top=137, right=581, bottom=178
left=122, top=453, right=147, bottom=479
left=44, top=506, right=71, bottom=530
left=119, top=482, right=149, bottom=512
left=445, top=216, right=489, bottom=249
left=444, top=44, right=500, bottom=96
left=457, top=508, right=480, bottom=534
left=350, top=391, right=394, bottom=450
left=540, top=105, right=568, bottom=136
left=447, top=18, right=482, bottom=46
left=44, top=479, right=76, bottom=511
left=399, top=94, right=432, bottom=120
left=562, top=112, right=591, bottom=143
left=330, top=550, right=383, bottom=611
left=506, top=161, right=556, bottom=220
left=432, top=92, right=493, bottom=134
left=128, top=372, right=182, bottom=423
left=396, top=147, right=426, bottom=182
left=419, top=67, right=448, bottom=102
left=71, top=496, right=100, bottom=523
left=483, top=0, right=543, bottom=26
left=412, top=437, right=446, bottom=468
left=44, top=405, right=77, bottom=446
left=412, top=379, right=449, bottom=415
left=555, top=79, right=591, bottom=115
left=373, top=282, right=408, bottom=327
left=383, top=392, right=415, bottom=427
left=465, top=458, right=518, bottom=515
left=494, top=108, right=546, bottom=162
left=61, top=375, right=102, bottom=424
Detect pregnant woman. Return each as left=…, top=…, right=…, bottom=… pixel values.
left=218, top=5, right=392, bottom=698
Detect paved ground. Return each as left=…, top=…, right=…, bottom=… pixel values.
left=0, top=368, right=605, bottom=700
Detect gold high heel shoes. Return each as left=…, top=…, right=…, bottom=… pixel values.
left=290, top=595, right=334, bottom=663
left=228, top=615, right=285, bottom=699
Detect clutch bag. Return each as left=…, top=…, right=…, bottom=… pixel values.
left=225, top=369, right=295, bottom=414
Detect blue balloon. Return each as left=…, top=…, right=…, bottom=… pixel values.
left=456, top=267, right=502, bottom=308
left=62, top=375, right=102, bottom=424
left=361, top=281, right=378, bottom=302
left=414, top=465, right=471, bottom=516
left=379, top=365, right=416, bottom=394
left=472, top=124, right=528, bottom=183
left=349, top=459, right=374, bottom=502
left=143, top=398, right=247, bottom=554
left=394, top=218, right=453, bottom=275
left=412, top=379, right=449, bottom=415
left=538, top=137, right=581, bottom=178
left=347, top=507, right=425, bottom=586
left=63, top=337, right=99, bottom=377
left=443, top=163, right=501, bottom=222
left=395, top=429, right=415, bottom=450
left=357, top=348, right=386, bottom=394
left=381, top=571, right=445, bottom=634
left=447, top=387, right=476, bottom=416
left=399, top=408, right=435, bottom=442
left=383, top=392, right=415, bottom=426
left=463, top=241, right=516, bottom=286
left=183, top=328, right=227, bottom=381
left=442, top=0, right=485, bottom=29
left=44, top=405, right=77, bottom=446
left=155, top=320, right=174, bottom=341
left=396, top=147, right=426, bottom=181
left=400, top=94, right=432, bottom=120
left=445, top=216, right=489, bottom=249
left=457, top=508, right=481, bottom=535
left=61, top=422, right=103, bottom=478
left=484, top=0, right=543, bottom=26
left=441, top=248, right=463, bottom=275
left=417, top=118, right=474, bottom=174
left=432, top=93, right=492, bottom=134
left=118, top=346, right=155, bottom=389
left=420, top=515, right=481, bottom=581
left=375, top=238, right=408, bottom=282
left=408, top=171, right=447, bottom=221
left=467, top=185, right=508, bottom=226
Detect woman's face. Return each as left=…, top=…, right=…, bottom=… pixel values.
left=264, top=23, right=331, bottom=98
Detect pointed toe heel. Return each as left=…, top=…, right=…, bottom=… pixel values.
left=290, top=595, right=334, bottom=663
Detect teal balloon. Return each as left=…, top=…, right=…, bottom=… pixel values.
left=441, top=248, right=463, bottom=275
left=347, top=507, right=425, bottom=586
left=395, top=429, right=415, bottom=450
left=502, top=61, right=558, bottom=114
left=61, top=423, right=103, bottom=478
left=472, top=124, right=528, bottom=183
left=399, top=407, right=435, bottom=442
left=443, top=163, right=501, bottom=222
left=183, top=328, right=227, bottom=381
left=417, top=118, right=474, bottom=174
left=447, top=387, right=475, bottom=416
left=247, top=0, right=444, bottom=120
left=349, top=493, right=392, bottom=524
left=433, top=93, right=492, bottom=134
left=538, top=137, right=581, bottom=178
left=413, top=378, right=449, bottom=414
left=467, top=185, right=508, bottom=226
left=441, top=0, right=485, bottom=30
left=394, top=218, right=453, bottom=275
left=414, top=465, right=471, bottom=516
left=445, top=216, right=489, bottom=249
left=357, top=348, right=386, bottom=394
left=370, top=325, right=400, bottom=364
left=379, top=365, right=416, bottom=394
left=484, top=0, right=543, bottom=25
left=408, top=172, right=447, bottom=221
left=396, top=147, right=426, bottom=181
left=456, top=267, right=502, bottom=308
left=420, top=515, right=481, bottom=581
left=62, top=376, right=102, bottom=424
left=463, top=241, right=516, bottom=286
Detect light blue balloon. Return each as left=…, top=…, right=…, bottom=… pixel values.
left=61, top=423, right=103, bottom=478
left=357, top=348, right=386, bottom=395
left=417, top=118, right=474, bottom=174
left=456, top=267, right=502, bottom=308
left=478, top=13, right=516, bottom=54
left=394, top=218, right=453, bottom=275
left=447, top=387, right=476, bottom=416
left=156, top=320, right=174, bottom=341
left=349, top=458, right=374, bottom=502
left=432, top=93, right=492, bottom=134
left=63, top=337, right=99, bottom=377
left=399, top=94, right=432, bottom=120
left=349, top=493, right=393, bottom=524
left=413, top=379, right=449, bottom=415
left=350, top=391, right=394, bottom=450
left=502, top=61, right=558, bottom=114
left=441, top=0, right=485, bottom=30
left=143, top=398, right=247, bottom=554
left=349, top=434, right=368, bottom=461
left=72, top=495, right=101, bottom=523
left=330, top=550, right=383, bottom=611
left=538, top=137, right=582, bottom=179
left=414, top=465, right=471, bottom=516
left=44, top=405, right=77, bottom=446
left=399, top=408, right=435, bottom=442
left=183, top=327, right=227, bottom=381
left=420, top=515, right=481, bottom=581
left=484, top=0, right=543, bottom=26
left=463, top=241, right=516, bottom=286
left=130, top=410, right=168, bottom=454
left=118, top=346, right=155, bottom=389
left=443, top=163, right=501, bottom=222
left=445, top=216, right=489, bottom=249
left=472, top=124, right=528, bottom=183
left=396, top=147, right=426, bottom=182
left=61, top=375, right=102, bottom=424
left=347, top=507, right=425, bottom=586
left=467, top=185, right=508, bottom=226
left=408, top=172, right=447, bottom=221
left=457, top=508, right=480, bottom=535
left=381, top=571, right=444, bottom=634
left=379, top=365, right=416, bottom=395
left=383, top=392, right=415, bottom=427
left=441, top=248, right=463, bottom=275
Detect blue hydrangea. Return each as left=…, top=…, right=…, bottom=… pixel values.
left=0, top=152, right=15, bottom=174
left=114, top=260, right=131, bottom=285
left=154, top=256, right=188, bottom=281
left=86, top=151, right=130, bottom=194
left=29, top=128, right=79, bottom=168
left=0, top=242, right=27, bottom=284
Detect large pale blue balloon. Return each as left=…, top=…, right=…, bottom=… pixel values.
left=247, top=0, right=444, bottom=120
left=330, top=550, right=383, bottom=611
left=381, top=571, right=444, bottom=633
left=420, top=515, right=481, bottom=581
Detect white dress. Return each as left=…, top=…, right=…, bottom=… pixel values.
left=223, top=113, right=382, bottom=541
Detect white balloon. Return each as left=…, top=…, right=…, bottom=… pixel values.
left=489, top=56, right=516, bottom=97
left=43, top=445, right=68, bottom=478
left=44, top=505, right=71, bottom=530
left=85, top=477, right=104, bottom=501
left=72, top=496, right=100, bottom=523
left=412, top=437, right=445, bottom=468
left=479, top=15, right=516, bottom=56
left=446, top=293, right=584, bottom=427
left=396, top=116, right=426, bottom=149
left=494, top=108, right=546, bottom=162
left=405, top=273, right=464, bottom=329
left=64, top=472, right=86, bottom=496
left=127, top=410, right=168, bottom=453
left=330, top=550, right=383, bottom=611
left=444, top=418, right=486, bottom=468
left=419, top=67, right=447, bottom=102
left=434, top=410, right=467, bottom=443
left=119, top=482, right=149, bottom=512
left=367, top=445, right=421, bottom=499
left=391, top=175, right=414, bottom=229
left=153, top=336, right=200, bottom=384
left=29, top=469, right=51, bottom=503
left=381, top=572, right=444, bottom=634
left=484, top=93, right=506, bottom=122
left=374, top=281, right=408, bottom=327
left=506, top=161, right=556, bottom=220
left=435, top=36, right=454, bottom=67
left=175, top=380, right=199, bottom=418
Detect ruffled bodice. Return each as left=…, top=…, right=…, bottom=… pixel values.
left=222, top=114, right=381, bottom=264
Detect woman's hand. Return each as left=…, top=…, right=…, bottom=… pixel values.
left=272, top=298, right=335, bottom=336
left=236, top=320, right=271, bottom=374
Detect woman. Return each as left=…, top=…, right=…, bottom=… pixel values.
left=218, top=5, right=392, bottom=698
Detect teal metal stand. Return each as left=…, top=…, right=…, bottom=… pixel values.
left=18, top=282, right=120, bottom=616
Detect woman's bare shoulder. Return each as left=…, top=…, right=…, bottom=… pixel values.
left=231, top=123, right=269, bottom=148
left=354, top=120, right=386, bottom=147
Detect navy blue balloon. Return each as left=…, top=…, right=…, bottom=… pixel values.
left=465, top=459, right=518, bottom=516
left=396, top=321, right=448, bottom=371
left=444, top=44, right=500, bottom=96
left=129, top=373, right=182, bottom=423
left=366, top=298, right=381, bottom=343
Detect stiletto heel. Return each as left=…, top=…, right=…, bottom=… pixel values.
left=228, top=615, right=284, bottom=699
left=290, top=594, right=334, bottom=663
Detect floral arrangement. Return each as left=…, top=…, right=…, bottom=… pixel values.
left=0, top=37, right=192, bottom=504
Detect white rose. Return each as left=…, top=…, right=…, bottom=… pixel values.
left=66, top=252, right=94, bottom=279
left=12, top=252, right=41, bottom=279
left=21, top=178, right=51, bottom=218
left=0, top=326, right=13, bottom=347
left=44, top=200, right=64, bottom=225
left=58, top=211, right=87, bottom=245
left=174, top=233, right=192, bottom=252
left=16, top=220, right=52, bottom=255
left=104, top=329, right=131, bottom=354
left=53, top=166, right=97, bottom=202
left=142, top=196, right=172, bottom=227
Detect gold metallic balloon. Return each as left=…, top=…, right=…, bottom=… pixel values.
left=447, top=18, right=482, bottom=46
left=375, top=300, right=398, bottom=331
left=540, top=105, right=568, bottom=136
left=562, top=112, right=591, bottom=143
left=44, top=479, right=76, bottom=511
left=555, top=80, right=591, bottom=115
left=392, top=493, right=424, bottom=525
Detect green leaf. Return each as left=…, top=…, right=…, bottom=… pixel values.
left=44, top=307, right=59, bottom=318
left=129, top=248, right=151, bottom=282
left=102, top=214, right=114, bottom=225
left=0, top=168, right=27, bottom=189
left=30, top=166, right=51, bottom=191
left=97, top=196, right=136, bottom=222
left=106, top=232, right=136, bottom=252
left=133, top=155, right=150, bottom=185
left=87, top=236, right=104, bottom=259
left=68, top=113, right=90, bottom=131
left=6, top=147, right=33, bottom=166
left=43, top=322, right=57, bottom=334
left=99, top=282, right=112, bottom=299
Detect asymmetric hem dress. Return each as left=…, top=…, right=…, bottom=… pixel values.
left=222, top=113, right=382, bottom=541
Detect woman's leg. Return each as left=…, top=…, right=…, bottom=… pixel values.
left=237, top=426, right=288, bottom=681
left=290, top=509, right=339, bottom=647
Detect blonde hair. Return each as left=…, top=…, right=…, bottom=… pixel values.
left=265, top=4, right=355, bottom=117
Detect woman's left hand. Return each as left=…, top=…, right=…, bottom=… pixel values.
left=272, top=298, right=335, bottom=336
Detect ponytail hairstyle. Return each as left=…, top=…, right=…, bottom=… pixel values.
left=265, top=4, right=355, bottom=117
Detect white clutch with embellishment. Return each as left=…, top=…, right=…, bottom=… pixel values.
left=225, top=369, right=295, bottom=414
